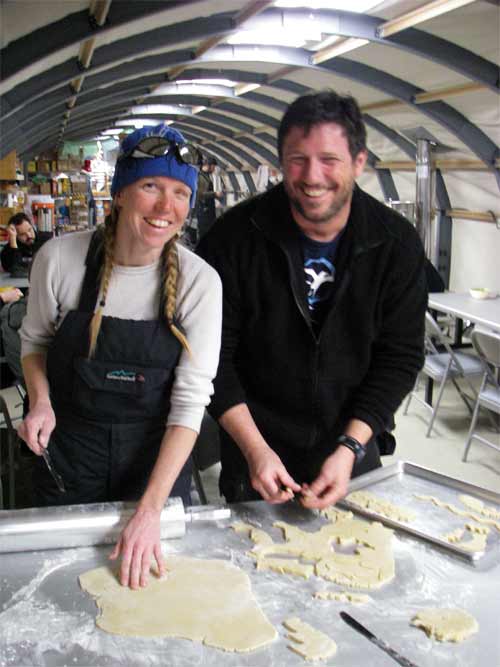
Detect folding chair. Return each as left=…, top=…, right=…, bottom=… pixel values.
left=404, top=311, right=484, bottom=437
left=462, top=327, right=500, bottom=462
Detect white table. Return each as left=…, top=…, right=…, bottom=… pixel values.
left=428, top=292, right=500, bottom=332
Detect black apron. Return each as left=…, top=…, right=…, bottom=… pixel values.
left=33, top=232, right=192, bottom=506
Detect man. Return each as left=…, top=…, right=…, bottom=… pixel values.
left=1, top=213, right=38, bottom=276
left=195, top=156, right=222, bottom=242
left=198, top=91, right=427, bottom=509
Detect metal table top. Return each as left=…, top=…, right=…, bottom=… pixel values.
left=1, top=500, right=499, bottom=666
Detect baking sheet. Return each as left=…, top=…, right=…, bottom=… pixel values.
left=1, top=500, right=499, bottom=666
left=339, top=461, right=500, bottom=565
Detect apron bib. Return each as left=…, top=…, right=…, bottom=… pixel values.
left=34, top=231, right=191, bottom=505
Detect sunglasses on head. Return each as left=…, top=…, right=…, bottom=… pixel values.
left=120, top=135, right=199, bottom=166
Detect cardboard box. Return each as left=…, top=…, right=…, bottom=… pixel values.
left=0, top=151, right=17, bottom=180
left=68, top=157, right=81, bottom=170
left=57, top=159, right=69, bottom=172
left=39, top=183, right=52, bottom=195
left=37, top=160, right=51, bottom=174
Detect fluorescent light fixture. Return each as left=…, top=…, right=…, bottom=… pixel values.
left=129, top=104, right=193, bottom=116
left=234, top=83, right=262, bottom=96
left=377, top=0, right=477, bottom=38
left=116, top=119, right=170, bottom=129
left=312, top=37, right=369, bottom=64
left=176, top=78, right=238, bottom=87
left=191, top=106, right=207, bottom=114
left=227, top=26, right=321, bottom=48
left=274, top=0, right=380, bottom=11
left=102, top=128, right=124, bottom=135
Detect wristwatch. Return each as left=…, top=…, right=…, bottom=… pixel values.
left=337, top=435, right=366, bottom=464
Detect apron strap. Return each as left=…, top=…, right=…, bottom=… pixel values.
left=78, top=229, right=105, bottom=312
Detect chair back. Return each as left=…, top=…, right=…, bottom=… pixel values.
left=471, top=327, right=500, bottom=382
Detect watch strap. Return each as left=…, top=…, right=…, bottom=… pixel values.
left=337, top=434, right=366, bottom=463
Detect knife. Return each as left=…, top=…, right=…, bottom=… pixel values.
left=340, top=612, right=420, bottom=667
left=40, top=445, right=66, bottom=493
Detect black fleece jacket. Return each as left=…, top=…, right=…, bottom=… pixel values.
left=198, top=183, right=427, bottom=473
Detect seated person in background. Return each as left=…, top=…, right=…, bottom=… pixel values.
left=1, top=213, right=39, bottom=277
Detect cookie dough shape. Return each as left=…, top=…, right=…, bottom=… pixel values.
left=346, top=490, right=416, bottom=523
left=233, top=509, right=395, bottom=590
left=415, top=494, right=500, bottom=533
left=283, top=617, right=337, bottom=661
left=411, top=608, right=478, bottom=642
left=79, top=556, right=277, bottom=652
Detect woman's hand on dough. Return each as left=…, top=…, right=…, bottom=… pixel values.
left=17, top=402, right=56, bottom=455
left=109, top=507, right=166, bottom=589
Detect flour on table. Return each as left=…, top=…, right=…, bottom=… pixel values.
left=411, top=608, right=478, bottom=642
left=79, top=556, right=277, bottom=652
left=283, top=617, right=337, bottom=661
left=314, top=590, right=371, bottom=604
left=233, top=508, right=395, bottom=590
left=345, top=490, right=416, bottom=523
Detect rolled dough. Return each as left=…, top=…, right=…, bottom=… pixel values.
left=79, top=556, right=277, bottom=652
left=411, top=608, right=478, bottom=642
left=283, top=617, right=337, bottom=661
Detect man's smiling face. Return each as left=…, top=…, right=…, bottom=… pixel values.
left=281, top=122, right=367, bottom=239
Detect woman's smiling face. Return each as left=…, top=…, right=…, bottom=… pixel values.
left=114, top=176, right=191, bottom=265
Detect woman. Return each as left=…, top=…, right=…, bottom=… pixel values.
left=18, top=124, right=222, bottom=589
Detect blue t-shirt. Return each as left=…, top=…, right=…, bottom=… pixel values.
left=300, top=232, right=343, bottom=330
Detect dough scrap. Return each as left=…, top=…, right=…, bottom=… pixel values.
left=283, top=617, right=337, bottom=661
left=79, top=556, right=277, bottom=652
left=441, top=524, right=489, bottom=551
left=459, top=495, right=500, bottom=519
left=346, top=490, right=416, bottom=523
left=441, top=528, right=464, bottom=543
left=415, top=495, right=500, bottom=533
left=314, top=590, right=371, bottom=604
left=234, top=512, right=395, bottom=590
left=411, top=608, right=478, bottom=642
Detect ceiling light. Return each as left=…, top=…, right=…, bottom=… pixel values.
left=274, top=0, right=380, bottom=12
left=227, top=26, right=321, bottom=48
left=129, top=104, right=193, bottom=116
left=176, top=78, right=238, bottom=87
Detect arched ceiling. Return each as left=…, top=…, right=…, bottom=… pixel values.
left=1, top=0, right=499, bottom=207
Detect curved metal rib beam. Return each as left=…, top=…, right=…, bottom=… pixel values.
left=248, top=8, right=499, bottom=91
left=0, top=2, right=222, bottom=83
left=4, top=45, right=498, bottom=189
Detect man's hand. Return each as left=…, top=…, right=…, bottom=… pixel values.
left=109, top=507, right=166, bottom=589
left=17, top=402, right=56, bottom=455
left=0, top=287, right=23, bottom=305
left=246, top=445, right=302, bottom=504
left=7, top=224, right=18, bottom=248
left=300, top=446, right=356, bottom=510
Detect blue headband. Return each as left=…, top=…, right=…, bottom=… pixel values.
left=111, top=124, right=198, bottom=208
